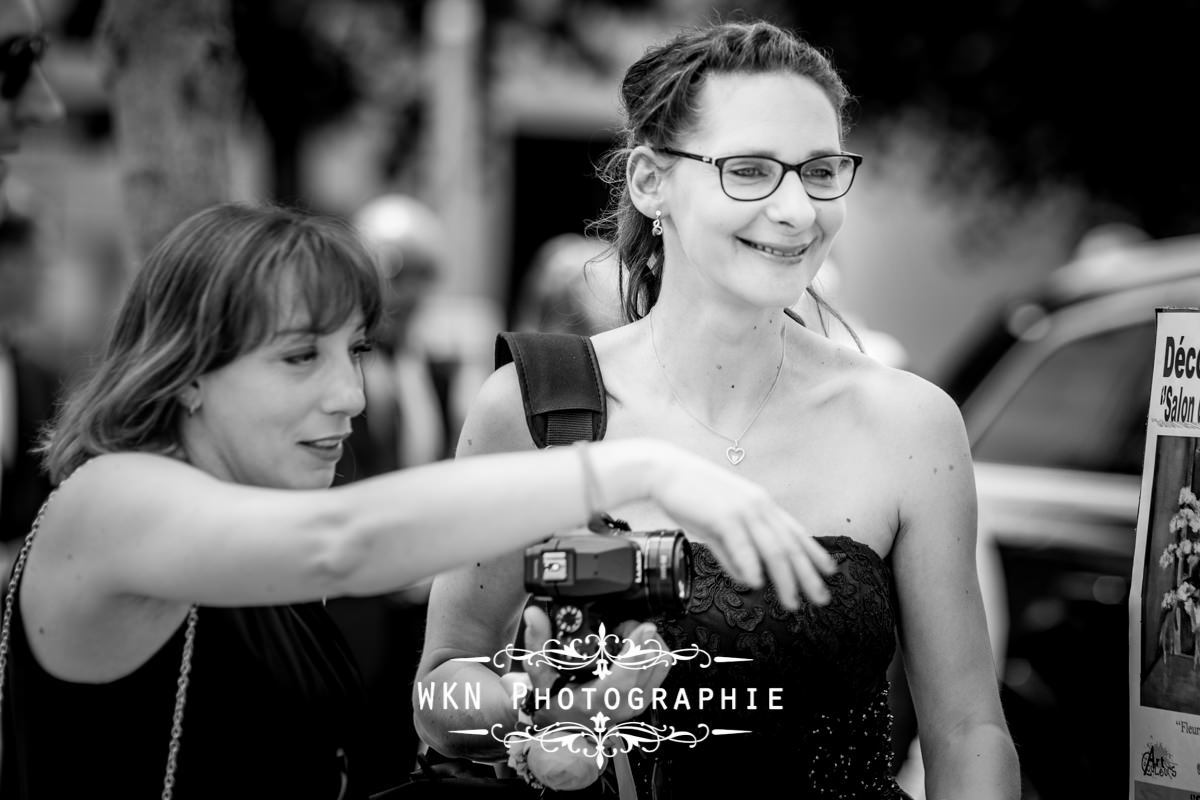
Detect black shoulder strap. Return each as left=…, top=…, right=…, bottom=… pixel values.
left=494, top=331, right=607, bottom=448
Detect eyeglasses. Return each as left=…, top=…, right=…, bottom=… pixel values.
left=0, top=33, right=49, bottom=101
left=660, top=147, right=863, bottom=202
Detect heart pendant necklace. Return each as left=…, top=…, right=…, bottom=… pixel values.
left=648, top=313, right=786, bottom=466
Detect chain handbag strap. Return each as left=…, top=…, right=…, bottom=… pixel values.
left=0, top=481, right=199, bottom=800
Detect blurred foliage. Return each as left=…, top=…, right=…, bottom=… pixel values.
left=484, top=0, right=1200, bottom=237
left=230, top=0, right=426, bottom=202
left=231, top=0, right=361, bottom=135
left=743, top=0, right=1200, bottom=238
left=47, top=0, right=1200, bottom=236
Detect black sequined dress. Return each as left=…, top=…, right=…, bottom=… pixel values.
left=635, top=535, right=911, bottom=799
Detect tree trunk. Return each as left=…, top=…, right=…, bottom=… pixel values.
left=100, top=0, right=239, bottom=261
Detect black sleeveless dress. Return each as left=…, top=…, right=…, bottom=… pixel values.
left=635, top=536, right=911, bottom=799
left=1, top=595, right=370, bottom=799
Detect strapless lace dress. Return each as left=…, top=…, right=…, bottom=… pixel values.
left=633, top=535, right=911, bottom=799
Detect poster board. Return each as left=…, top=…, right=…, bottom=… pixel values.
left=1130, top=307, right=1200, bottom=799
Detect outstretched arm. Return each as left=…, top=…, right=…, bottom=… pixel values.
left=39, top=436, right=684, bottom=609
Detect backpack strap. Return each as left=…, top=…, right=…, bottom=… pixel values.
left=494, top=332, right=606, bottom=448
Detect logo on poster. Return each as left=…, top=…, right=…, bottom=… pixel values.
left=1141, top=738, right=1178, bottom=779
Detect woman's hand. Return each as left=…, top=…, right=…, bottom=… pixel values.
left=501, top=607, right=661, bottom=791
left=647, top=443, right=836, bottom=609
left=525, top=743, right=603, bottom=791
left=520, top=605, right=671, bottom=728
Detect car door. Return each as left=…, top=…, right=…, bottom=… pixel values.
left=959, top=284, right=1187, bottom=798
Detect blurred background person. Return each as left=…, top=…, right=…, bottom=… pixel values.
left=325, top=192, right=452, bottom=791
left=512, top=232, right=622, bottom=337
left=0, top=212, right=56, bottom=593
left=338, top=192, right=450, bottom=478
left=0, top=0, right=62, bottom=220
left=0, top=0, right=65, bottom=590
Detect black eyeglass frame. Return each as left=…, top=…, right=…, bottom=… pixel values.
left=659, top=146, right=864, bottom=202
left=0, top=32, right=49, bottom=101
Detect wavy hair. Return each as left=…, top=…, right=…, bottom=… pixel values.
left=40, top=203, right=383, bottom=483
left=589, top=19, right=860, bottom=344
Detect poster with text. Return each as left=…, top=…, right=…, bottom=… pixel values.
left=1130, top=308, right=1200, bottom=799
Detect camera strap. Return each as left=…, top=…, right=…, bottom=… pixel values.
left=495, top=332, right=643, bottom=800
left=494, top=332, right=607, bottom=448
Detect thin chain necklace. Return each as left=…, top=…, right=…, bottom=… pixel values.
left=648, top=313, right=786, bottom=466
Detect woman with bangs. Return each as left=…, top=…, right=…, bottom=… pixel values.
left=0, top=202, right=835, bottom=799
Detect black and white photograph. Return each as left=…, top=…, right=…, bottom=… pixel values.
left=2, top=1, right=1199, bottom=799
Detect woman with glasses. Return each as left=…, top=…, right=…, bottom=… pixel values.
left=417, top=18, right=1018, bottom=799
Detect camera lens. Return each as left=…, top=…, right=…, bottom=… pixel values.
left=637, top=530, right=692, bottom=615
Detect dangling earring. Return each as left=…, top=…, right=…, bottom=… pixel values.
left=186, top=399, right=201, bottom=417
left=651, top=210, right=663, bottom=237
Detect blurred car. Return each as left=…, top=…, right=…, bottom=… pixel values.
left=942, top=233, right=1200, bottom=799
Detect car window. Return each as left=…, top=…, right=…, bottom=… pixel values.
left=973, top=321, right=1156, bottom=474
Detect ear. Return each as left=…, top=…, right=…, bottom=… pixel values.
left=627, top=145, right=671, bottom=219
left=178, top=381, right=202, bottom=417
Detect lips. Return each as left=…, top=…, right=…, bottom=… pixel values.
left=738, top=237, right=811, bottom=259
left=299, top=433, right=350, bottom=462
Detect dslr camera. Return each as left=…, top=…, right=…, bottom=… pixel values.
left=523, top=515, right=692, bottom=676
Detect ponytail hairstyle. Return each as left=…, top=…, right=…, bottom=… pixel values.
left=589, top=18, right=859, bottom=346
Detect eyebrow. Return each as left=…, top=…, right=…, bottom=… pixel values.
left=725, top=147, right=844, bottom=160
left=270, top=323, right=368, bottom=340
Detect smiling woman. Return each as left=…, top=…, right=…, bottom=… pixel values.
left=0, top=201, right=838, bottom=799
left=44, top=204, right=383, bottom=490
left=416, top=18, right=1019, bottom=800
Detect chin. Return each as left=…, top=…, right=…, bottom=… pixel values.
left=273, top=468, right=337, bottom=491
left=305, top=467, right=338, bottom=490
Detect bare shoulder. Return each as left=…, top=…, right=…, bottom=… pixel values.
left=589, top=320, right=649, bottom=403
left=847, top=360, right=976, bottom=519
left=36, top=453, right=216, bottom=549
left=457, top=363, right=537, bottom=456
left=866, top=364, right=966, bottom=450
left=799, top=334, right=973, bottom=498
left=47, top=453, right=205, bottom=518
left=820, top=342, right=967, bottom=455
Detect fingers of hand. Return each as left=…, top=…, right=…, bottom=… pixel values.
left=709, top=527, right=764, bottom=588
left=750, top=524, right=801, bottom=611
left=771, top=514, right=834, bottom=608
left=800, top=530, right=838, bottom=576
left=631, top=621, right=658, bottom=646
left=787, top=539, right=832, bottom=607
left=523, top=606, right=556, bottom=686
left=615, top=619, right=641, bottom=641
left=779, top=515, right=835, bottom=604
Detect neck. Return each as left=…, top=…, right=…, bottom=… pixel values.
left=646, top=302, right=789, bottom=432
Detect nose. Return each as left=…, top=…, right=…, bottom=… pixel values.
left=764, top=169, right=817, bottom=229
left=323, top=352, right=367, bottom=418
left=14, top=66, right=64, bottom=128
